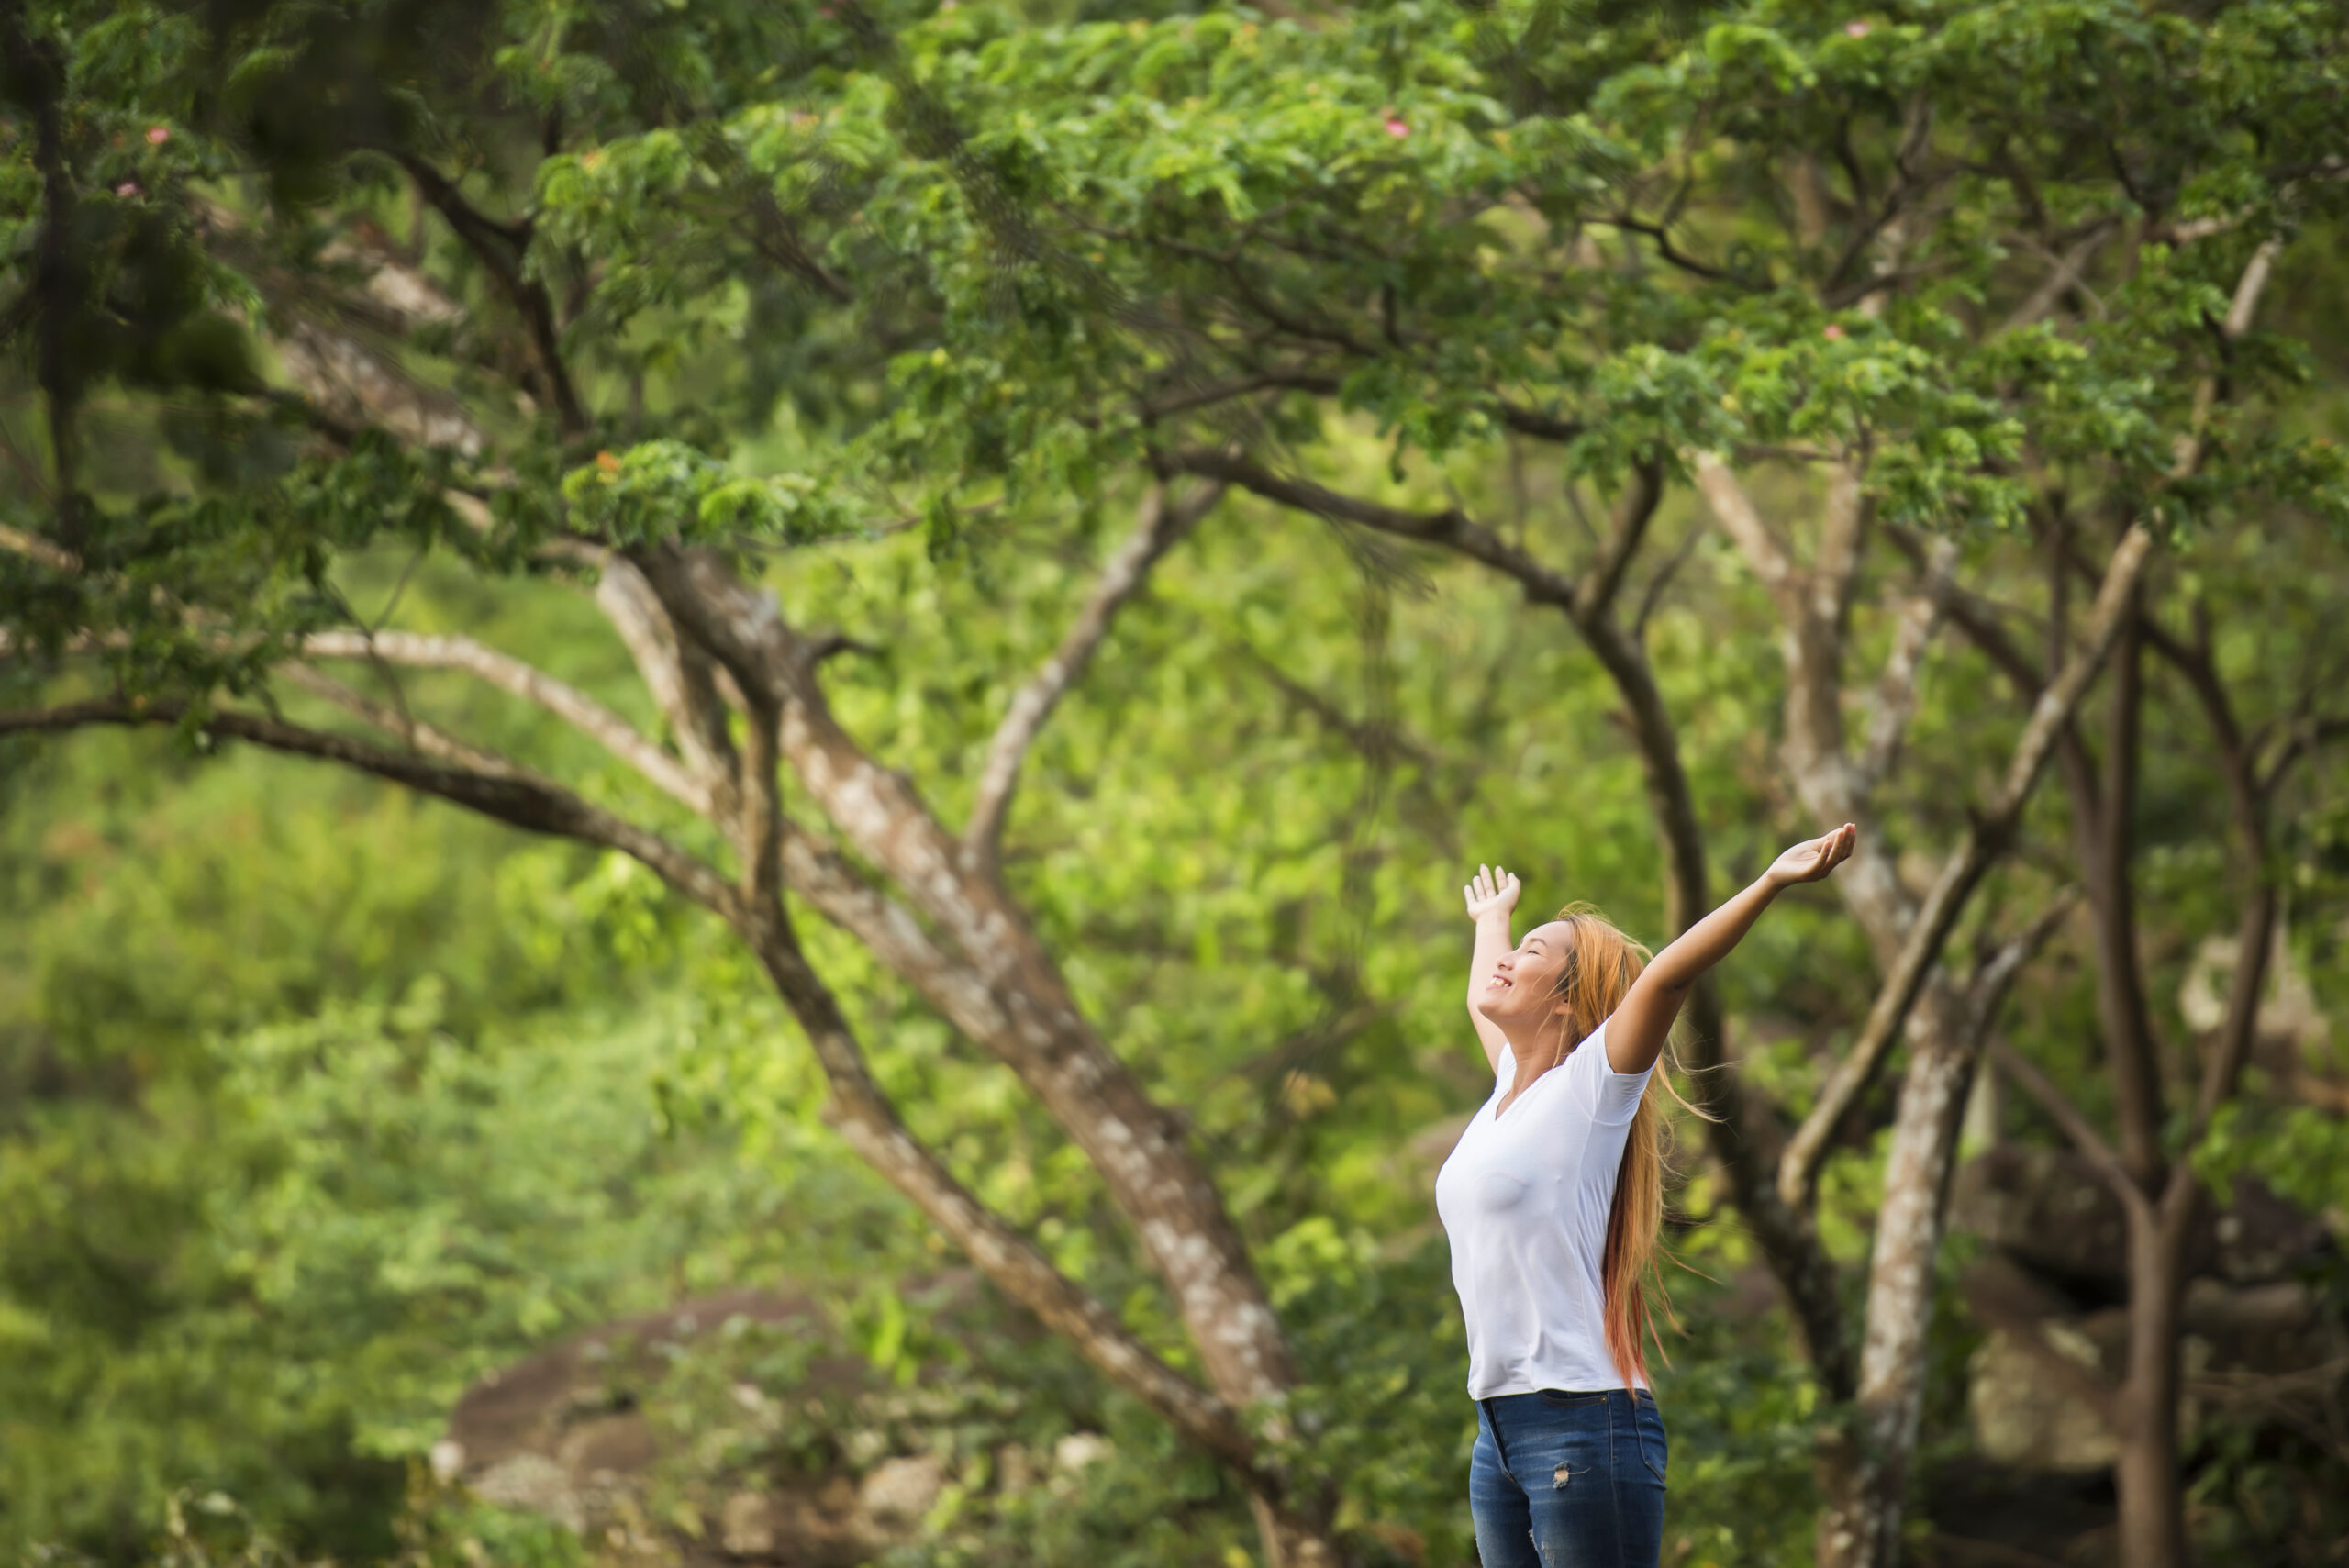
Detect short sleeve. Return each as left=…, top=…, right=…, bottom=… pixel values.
left=1563, top=1018, right=1652, bottom=1126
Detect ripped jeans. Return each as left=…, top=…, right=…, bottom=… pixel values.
left=1470, top=1389, right=1667, bottom=1568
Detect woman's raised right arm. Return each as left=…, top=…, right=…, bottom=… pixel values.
left=1462, top=863, right=1520, bottom=1077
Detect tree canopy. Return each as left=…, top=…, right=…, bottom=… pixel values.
left=5, top=1, right=2347, bottom=1565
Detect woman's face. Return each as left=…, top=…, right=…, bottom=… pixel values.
left=1475, top=919, right=1577, bottom=1032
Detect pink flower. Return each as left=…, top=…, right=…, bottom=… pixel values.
left=1823, top=323, right=1846, bottom=340
left=1384, top=116, right=1410, bottom=139
left=1844, top=20, right=1871, bottom=37
left=115, top=180, right=143, bottom=198
left=145, top=125, right=170, bottom=145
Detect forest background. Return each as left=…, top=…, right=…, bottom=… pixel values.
left=4, top=1, right=2347, bottom=1566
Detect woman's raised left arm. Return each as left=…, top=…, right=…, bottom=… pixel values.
left=1602, top=824, right=1858, bottom=1076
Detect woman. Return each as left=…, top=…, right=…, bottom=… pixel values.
left=1435, top=825, right=1857, bottom=1567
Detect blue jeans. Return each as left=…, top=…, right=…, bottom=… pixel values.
left=1470, top=1389, right=1667, bottom=1568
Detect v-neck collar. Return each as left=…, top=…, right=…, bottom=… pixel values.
left=1489, top=1047, right=1570, bottom=1124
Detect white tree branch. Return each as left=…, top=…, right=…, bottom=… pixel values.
left=1691, top=451, right=1798, bottom=606
left=297, top=628, right=709, bottom=813
left=1855, top=534, right=1957, bottom=791
left=593, top=555, right=745, bottom=821
left=733, top=905, right=1266, bottom=1485
left=0, top=695, right=737, bottom=914
left=963, top=482, right=1224, bottom=864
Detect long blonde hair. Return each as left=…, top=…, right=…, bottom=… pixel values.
left=1536, top=903, right=1699, bottom=1392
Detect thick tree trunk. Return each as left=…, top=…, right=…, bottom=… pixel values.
left=739, top=894, right=1341, bottom=1566
left=640, top=548, right=1302, bottom=1407
left=1815, top=983, right=1976, bottom=1568
left=2114, top=1199, right=2191, bottom=1568
left=2076, top=592, right=2168, bottom=1187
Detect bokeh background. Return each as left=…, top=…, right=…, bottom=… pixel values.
left=4, top=2, right=2345, bottom=1565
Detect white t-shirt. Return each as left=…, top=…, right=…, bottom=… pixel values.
left=1433, top=1020, right=1653, bottom=1396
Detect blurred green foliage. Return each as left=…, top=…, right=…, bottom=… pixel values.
left=5, top=0, right=2347, bottom=1563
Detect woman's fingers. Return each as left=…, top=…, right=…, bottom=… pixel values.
left=1464, top=862, right=1520, bottom=913
left=1813, top=824, right=1857, bottom=877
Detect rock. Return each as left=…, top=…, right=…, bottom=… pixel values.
left=816, top=1473, right=858, bottom=1516
left=1964, top=1269, right=2343, bottom=1478
left=1052, top=1431, right=1113, bottom=1473
left=448, top=1286, right=851, bottom=1481
left=2209, top=1180, right=2332, bottom=1284
left=1951, top=1146, right=2131, bottom=1287
left=718, top=1492, right=774, bottom=1557
left=556, top=1410, right=656, bottom=1479
left=427, top=1440, right=464, bottom=1485
left=473, top=1453, right=585, bottom=1533
left=2178, top=930, right=2330, bottom=1051
left=1968, top=1323, right=2121, bottom=1472
left=1952, top=1148, right=2332, bottom=1293
left=438, top=1273, right=1010, bottom=1564
left=858, top=1452, right=946, bottom=1526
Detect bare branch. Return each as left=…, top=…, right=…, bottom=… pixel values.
left=1856, top=534, right=1956, bottom=790
left=1966, top=891, right=2077, bottom=1024
left=1579, top=461, right=1665, bottom=620
left=1168, top=450, right=1581, bottom=609
left=2259, top=712, right=2349, bottom=796
left=733, top=903, right=1266, bottom=1485
left=632, top=542, right=1306, bottom=1409
left=397, top=154, right=587, bottom=435
left=1626, top=521, right=1703, bottom=645
left=1697, top=455, right=1915, bottom=945
left=276, top=317, right=485, bottom=456
left=297, top=628, right=708, bottom=813
left=1883, top=524, right=2047, bottom=696
left=279, top=662, right=495, bottom=773
left=1236, top=642, right=1442, bottom=775
left=1986, top=1038, right=2150, bottom=1225
left=1777, top=524, right=2156, bottom=1210
left=1605, top=212, right=1749, bottom=284
left=964, top=482, right=1224, bottom=865
left=0, top=695, right=737, bottom=914
left=1815, top=461, right=1871, bottom=626
left=2000, top=220, right=2116, bottom=332
left=6, top=677, right=1256, bottom=1481
left=1690, top=453, right=1797, bottom=607
left=1215, top=372, right=1586, bottom=447
left=1777, top=243, right=2286, bottom=1211
left=594, top=556, right=744, bottom=817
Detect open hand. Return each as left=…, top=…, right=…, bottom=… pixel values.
left=1765, top=824, right=1859, bottom=888
left=1464, top=863, right=1521, bottom=922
